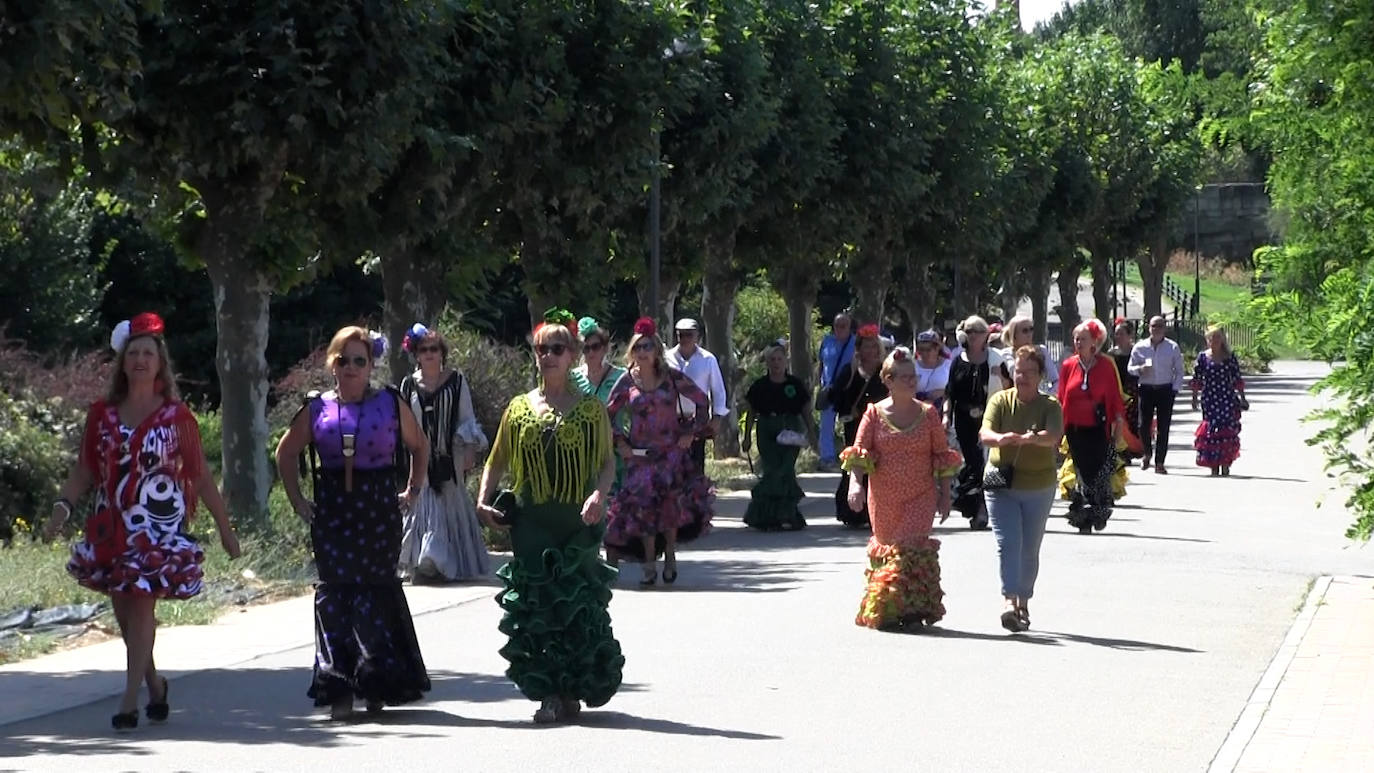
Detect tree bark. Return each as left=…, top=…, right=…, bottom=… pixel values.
left=700, top=231, right=741, bottom=458
left=381, top=247, right=448, bottom=379
left=998, top=267, right=1022, bottom=322
left=636, top=272, right=681, bottom=334
left=776, top=271, right=820, bottom=385
left=1137, top=233, right=1168, bottom=318
left=847, top=247, right=892, bottom=327
left=1028, top=265, right=1053, bottom=347
left=897, top=256, right=937, bottom=347
left=1090, top=247, right=1112, bottom=321
left=1055, top=263, right=1083, bottom=348
left=200, top=236, right=273, bottom=528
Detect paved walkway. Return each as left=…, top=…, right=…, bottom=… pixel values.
left=1, top=361, right=1370, bottom=772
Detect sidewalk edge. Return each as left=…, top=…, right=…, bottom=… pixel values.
left=1206, top=574, right=1332, bottom=773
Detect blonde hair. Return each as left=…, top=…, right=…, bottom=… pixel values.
left=957, top=315, right=989, bottom=347
left=1002, top=315, right=1033, bottom=348
left=625, top=331, right=666, bottom=375
left=107, top=334, right=181, bottom=404
left=881, top=347, right=916, bottom=381
left=327, top=326, right=375, bottom=364
left=533, top=322, right=581, bottom=357
left=1206, top=325, right=1232, bottom=359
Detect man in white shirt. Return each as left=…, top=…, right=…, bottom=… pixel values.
left=666, top=318, right=730, bottom=471
left=1128, top=315, right=1187, bottom=474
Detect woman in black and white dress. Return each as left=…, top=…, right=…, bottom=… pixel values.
left=397, top=324, right=491, bottom=582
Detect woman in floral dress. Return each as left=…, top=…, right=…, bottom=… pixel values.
left=604, top=317, right=715, bottom=586
left=1191, top=326, right=1247, bottom=476
left=42, top=312, right=240, bottom=730
left=842, top=347, right=961, bottom=631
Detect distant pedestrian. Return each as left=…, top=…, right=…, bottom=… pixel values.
left=396, top=323, right=490, bottom=583
left=742, top=341, right=816, bottom=531
left=1128, top=316, right=1186, bottom=474
left=1108, top=320, right=1143, bottom=460
left=665, top=318, right=730, bottom=471
left=275, top=325, right=432, bottom=720
left=42, top=312, right=240, bottom=731
left=947, top=315, right=1012, bottom=531
left=605, top=317, right=715, bottom=585
left=475, top=310, right=624, bottom=724
left=1191, top=327, right=1247, bottom=476
left=814, top=312, right=855, bottom=471
left=574, top=316, right=627, bottom=404
left=913, top=330, right=951, bottom=415
left=828, top=324, right=889, bottom=528
left=843, top=347, right=961, bottom=631
left=981, top=346, right=1064, bottom=632
left=1000, top=315, right=1058, bottom=394
left=1057, top=319, right=1125, bottom=534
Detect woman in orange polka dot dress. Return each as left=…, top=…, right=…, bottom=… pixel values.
left=842, top=347, right=962, bottom=631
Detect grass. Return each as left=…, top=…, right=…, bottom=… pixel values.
left=706, top=441, right=821, bottom=493
left=0, top=487, right=316, bottom=665
left=1116, top=262, right=1250, bottom=320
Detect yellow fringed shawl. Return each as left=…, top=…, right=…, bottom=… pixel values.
left=491, top=393, right=612, bottom=506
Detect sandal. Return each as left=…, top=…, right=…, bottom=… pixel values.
left=1000, top=600, right=1021, bottom=633
left=1017, top=601, right=1031, bottom=630
left=145, top=676, right=170, bottom=722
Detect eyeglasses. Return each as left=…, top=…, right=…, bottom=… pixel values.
left=334, top=355, right=369, bottom=369
left=535, top=344, right=568, bottom=357
left=584, top=340, right=605, bottom=352
left=632, top=341, right=657, bottom=353
left=416, top=345, right=441, bottom=354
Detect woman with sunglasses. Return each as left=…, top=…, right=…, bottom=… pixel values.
left=1000, top=315, right=1057, bottom=394
left=946, top=315, right=1012, bottom=531
left=741, top=340, right=816, bottom=532
left=842, top=347, right=961, bottom=631
left=603, top=317, right=715, bottom=586
left=828, top=324, right=889, bottom=528
left=913, top=331, right=951, bottom=415
left=573, top=316, right=626, bottom=404
left=275, top=326, right=432, bottom=720
left=396, top=323, right=490, bottom=583
left=1056, top=319, right=1125, bottom=534
left=475, top=310, right=624, bottom=724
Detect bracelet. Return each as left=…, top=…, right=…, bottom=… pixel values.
left=53, top=498, right=73, bottom=519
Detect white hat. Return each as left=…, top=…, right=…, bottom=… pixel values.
left=674, top=318, right=700, bottom=332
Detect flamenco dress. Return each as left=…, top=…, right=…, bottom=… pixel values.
left=1192, top=352, right=1243, bottom=469
left=842, top=402, right=962, bottom=630
left=303, top=389, right=430, bottom=707
left=828, top=363, right=888, bottom=528
left=489, top=394, right=624, bottom=707
left=742, top=374, right=809, bottom=531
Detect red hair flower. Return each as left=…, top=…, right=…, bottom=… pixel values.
left=633, top=317, right=657, bottom=337
left=857, top=323, right=880, bottom=339
left=1084, top=319, right=1105, bottom=341
left=891, top=347, right=909, bottom=362
left=130, top=312, right=166, bottom=338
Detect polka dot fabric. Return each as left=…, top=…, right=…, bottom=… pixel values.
left=1191, top=352, right=1243, bottom=468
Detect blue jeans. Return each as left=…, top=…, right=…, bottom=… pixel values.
left=984, top=486, right=1055, bottom=599
left=819, top=407, right=839, bottom=463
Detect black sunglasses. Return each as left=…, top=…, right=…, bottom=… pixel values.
left=334, top=355, right=369, bottom=369
left=535, top=343, right=568, bottom=357
left=632, top=341, right=656, bottom=352
left=584, top=340, right=606, bottom=352
left=416, top=344, right=441, bottom=354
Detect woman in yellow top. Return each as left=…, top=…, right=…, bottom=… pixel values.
left=980, top=346, right=1065, bottom=633
left=476, top=311, right=624, bottom=724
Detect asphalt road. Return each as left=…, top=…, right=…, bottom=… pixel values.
left=2, top=361, right=1366, bottom=773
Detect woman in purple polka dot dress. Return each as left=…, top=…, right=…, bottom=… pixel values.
left=1190, top=326, right=1247, bottom=476
left=276, top=326, right=433, bottom=720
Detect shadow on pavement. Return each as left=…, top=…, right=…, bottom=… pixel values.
left=577, top=710, right=781, bottom=740
left=615, top=559, right=835, bottom=594
left=919, top=627, right=1203, bottom=653
left=1046, top=529, right=1212, bottom=544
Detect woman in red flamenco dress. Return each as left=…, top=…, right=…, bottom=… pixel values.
left=42, top=313, right=240, bottom=731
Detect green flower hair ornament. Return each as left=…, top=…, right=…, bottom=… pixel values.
left=536, top=306, right=578, bottom=336
left=577, top=316, right=599, bottom=339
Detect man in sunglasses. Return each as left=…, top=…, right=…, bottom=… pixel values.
left=666, top=318, right=730, bottom=471
left=1128, top=315, right=1186, bottom=474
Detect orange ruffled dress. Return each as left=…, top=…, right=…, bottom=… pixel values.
left=842, top=401, right=961, bottom=629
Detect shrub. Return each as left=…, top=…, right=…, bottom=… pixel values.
left=434, top=309, right=533, bottom=443
left=0, top=391, right=72, bottom=540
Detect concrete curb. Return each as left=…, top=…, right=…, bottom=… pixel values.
left=1207, top=575, right=1333, bottom=773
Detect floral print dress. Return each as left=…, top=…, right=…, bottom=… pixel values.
left=1192, top=352, right=1244, bottom=468
left=842, top=401, right=961, bottom=629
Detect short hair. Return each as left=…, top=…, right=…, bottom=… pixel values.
left=1072, top=318, right=1108, bottom=347
left=1014, top=345, right=1045, bottom=376
left=881, top=347, right=915, bottom=381
left=1002, top=315, right=1033, bottom=348
left=327, top=326, right=375, bottom=364
left=409, top=329, right=450, bottom=363
left=533, top=321, right=581, bottom=356
left=1114, top=320, right=1135, bottom=337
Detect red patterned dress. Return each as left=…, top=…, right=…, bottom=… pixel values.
left=842, top=401, right=961, bottom=629
left=67, top=400, right=207, bottom=598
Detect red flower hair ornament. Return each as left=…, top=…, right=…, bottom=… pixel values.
left=1083, top=319, right=1106, bottom=342
left=890, top=347, right=910, bottom=362
left=857, top=323, right=880, bottom=339
left=633, top=317, right=657, bottom=338
left=110, top=312, right=166, bottom=352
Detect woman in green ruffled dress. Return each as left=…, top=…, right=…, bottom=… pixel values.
left=476, top=311, right=624, bottom=724
left=741, top=342, right=816, bottom=531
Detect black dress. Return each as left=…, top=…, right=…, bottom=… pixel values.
left=1110, top=347, right=1141, bottom=459
left=947, top=355, right=1010, bottom=522
left=827, top=362, right=888, bottom=527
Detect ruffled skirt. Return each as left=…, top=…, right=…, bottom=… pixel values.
left=399, top=480, right=491, bottom=581
left=856, top=536, right=945, bottom=630
left=1195, top=417, right=1241, bottom=468
left=744, top=414, right=806, bottom=531
left=497, top=501, right=624, bottom=706
left=68, top=519, right=205, bottom=599
left=605, top=447, right=714, bottom=562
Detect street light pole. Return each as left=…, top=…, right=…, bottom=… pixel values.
left=1193, top=185, right=1201, bottom=319
left=649, top=127, right=661, bottom=328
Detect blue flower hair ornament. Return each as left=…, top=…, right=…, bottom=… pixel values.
left=402, top=323, right=430, bottom=353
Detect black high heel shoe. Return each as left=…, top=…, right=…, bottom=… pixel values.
left=112, top=711, right=138, bottom=731
left=662, top=567, right=678, bottom=584
left=146, top=677, right=170, bottom=722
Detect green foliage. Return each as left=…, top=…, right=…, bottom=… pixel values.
left=433, top=310, right=534, bottom=446
left=0, top=391, right=71, bottom=539
left=1249, top=0, right=1374, bottom=540
left=732, top=279, right=789, bottom=361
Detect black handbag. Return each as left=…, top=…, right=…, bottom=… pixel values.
left=489, top=489, right=519, bottom=526
left=983, top=443, right=1021, bottom=490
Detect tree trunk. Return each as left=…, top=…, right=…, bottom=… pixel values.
left=1028, top=266, right=1053, bottom=347
left=1056, top=263, right=1083, bottom=348
left=848, top=247, right=892, bottom=327
left=1138, top=234, right=1167, bottom=318
left=700, top=231, right=741, bottom=458
left=777, top=271, right=820, bottom=385
left=201, top=244, right=273, bottom=528
left=896, top=256, right=937, bottom=347
left=998, top=267, right=1022, bottom=321
left=636, top=272, right=681, bottom=334
left=382, top=247, right=447, bottom=380
left=1090, top=247, right=1112, bottom=321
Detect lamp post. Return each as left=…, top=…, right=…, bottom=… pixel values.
left=1193, top=184, right=1202, bottom=318
left=649, top=126, right=662, bottom=328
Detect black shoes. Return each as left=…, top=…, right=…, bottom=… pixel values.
left=112, top=711, right=138, bottom=731
left=145, top=677, right=170, bottom=723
